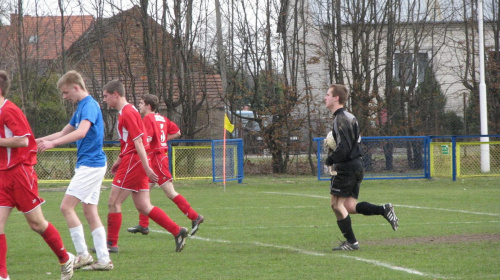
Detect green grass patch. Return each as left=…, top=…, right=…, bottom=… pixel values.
left=4, top=176, right=500, bottom=279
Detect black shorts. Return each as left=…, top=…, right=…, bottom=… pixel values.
left=330, top=157, right=364, bottom=198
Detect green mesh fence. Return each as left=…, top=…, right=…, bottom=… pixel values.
left=169, top=139, right=244, bottom=182
left=36, top=147, right=120, bottom=182
left=457, top=142, right=500, bottom=177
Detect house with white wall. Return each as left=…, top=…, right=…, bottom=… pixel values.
left=278, top=0, right=497, bottom=133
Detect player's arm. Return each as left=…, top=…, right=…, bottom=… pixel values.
left=37, top=121, right=91, bottom=152
left=133, top=136, right=159, bottom=183
left=325, top=119, right=352, bottom=165
left=111, top=157, right=122, bottom=175
left=167, top=130, right=181, bottom=141
left=36, top=124, right=75, bottom=143
left=0, top=135, right=29, bottom=148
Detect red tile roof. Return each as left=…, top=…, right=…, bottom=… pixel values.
left=5, top=14, right=94, bottom=60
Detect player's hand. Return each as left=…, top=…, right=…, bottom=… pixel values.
left=145, top=167, right=159, bottom=183
left=328, top=166, right=337, bottom=176
left=111, top=161, right=120, bottom=175
left=37, top=140, right=55, bottom=152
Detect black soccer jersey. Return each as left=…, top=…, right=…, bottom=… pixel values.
left=326, top=107, right=362, bottom=165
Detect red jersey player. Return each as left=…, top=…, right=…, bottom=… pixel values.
left=102, top=80, right=188, bottom=253
left=126, top=94, right=204, bottom=236
left=0, top=70, right=75, bottom=280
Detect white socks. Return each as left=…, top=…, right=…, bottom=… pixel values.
left=92, top=226, right=110, bottom=263
left=69, top=224, right=88, bottom=256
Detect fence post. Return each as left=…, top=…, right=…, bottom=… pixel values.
left=452, top=136, right=457, bottom=181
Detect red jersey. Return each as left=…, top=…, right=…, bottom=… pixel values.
left=117, top=104, right=149, bottom=157
left=0, top=100, right=37, bottom=170
left=143, top=113, right=180, bottom=154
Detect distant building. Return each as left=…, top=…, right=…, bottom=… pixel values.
left=278, top=0, right=497, bottom=132
left=1, top=7, right=225, bottom=140
left=0, top=14, right=94, bottom=72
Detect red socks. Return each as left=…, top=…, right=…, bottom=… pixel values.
left=148, top=206, right=180, bottom=236
left=107, top=212, right=122, bottom=247
left=138, top=194, right=197, bottom=227
left=139, top=213, right=149, bottom=228
left=0, top=234, right=7, bottom=278
left=41, top=223, right=69, bottom=264
left=173, top=194, right=198, bottom=220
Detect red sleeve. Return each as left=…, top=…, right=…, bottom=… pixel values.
left=122, top=105, right=145, bottom=141
left=5, top=105, right=32, bottom=138
left=166, top=118, right=180, bottom=134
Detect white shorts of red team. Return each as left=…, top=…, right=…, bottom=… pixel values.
left=66, top=164, right=107, bottom=205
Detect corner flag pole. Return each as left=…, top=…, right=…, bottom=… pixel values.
left=223, top=113, right=235, bottom=191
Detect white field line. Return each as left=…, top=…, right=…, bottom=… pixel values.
left=214, top=220, right=500, bottom=231
left=338, top=254, right=449, bottom=278
left=150, top=229, right=450, bottom=279
left=263, top=192, right=500, bottom=217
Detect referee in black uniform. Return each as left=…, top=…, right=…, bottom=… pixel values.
left=324, top=84, right=399, bottom=251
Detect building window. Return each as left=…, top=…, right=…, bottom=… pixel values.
left=28, top=35, right=38, bottom=44
left=394, top=52, right=429, bottom=86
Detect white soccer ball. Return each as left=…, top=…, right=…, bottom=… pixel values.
left=325, top=131, right=336, bottom=150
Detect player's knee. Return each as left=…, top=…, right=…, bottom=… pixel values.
left=60, top=204, right=72, bottom=216
left=108, top=203, right=121, bottom=213
left=331, top=203, right=341, bottom=214
left=29, top=221, right=46, bottom=234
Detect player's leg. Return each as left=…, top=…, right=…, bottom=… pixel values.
left=60, top=194, right=93, bottom=269
left=106, top=186, right=131, bottom=251
left=156, top=153, right=204, bottom=235
left=24, top=207, right=75, bottom=279
left=160, top=181, right=204, bottom=235
left=331, top=195, right=359, bottom=250
left=0, top=207, right=12, bottom=279
left=127, top=183, right=154, bottom=235
left=132, top=191, right=188, bottom=252
left=351, top=174, right=398, bottom=230
left=80, top=202, right=112, bottom=270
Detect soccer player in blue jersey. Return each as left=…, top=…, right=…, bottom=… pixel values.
left=324, top=84, right=399, bottom=251
left=36, top=70, right=113, bottom=270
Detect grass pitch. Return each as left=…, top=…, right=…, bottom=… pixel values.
left=5, top=176, right=500, bottom=279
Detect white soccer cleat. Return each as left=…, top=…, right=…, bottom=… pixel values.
left=74, top=253, right=94, bottom=269
left=81, top=260, right=114, bottom=271
left=60, top=252, right=75, bottom=280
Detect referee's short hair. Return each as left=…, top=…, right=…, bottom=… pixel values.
left=142, top=94, right=159, bottom=112
left=329, top=84, right=348, bottom=105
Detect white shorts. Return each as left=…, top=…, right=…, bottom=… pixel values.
left=66, top=164, right=107, bottom=205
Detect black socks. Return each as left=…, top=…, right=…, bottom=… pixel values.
left=356, top=201, right=384, bottom=216
left=337, top=215, right=357, bottom=244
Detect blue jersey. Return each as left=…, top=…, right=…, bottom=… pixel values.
left=69, top=95, right=106, bottom=168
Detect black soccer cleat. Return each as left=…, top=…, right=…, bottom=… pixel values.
left=332, top=240, right=359, bottom=251
left=383, top=203, right=399, bottom=231
left=127, top=224, right=150, bottom=235
left=191, top=215, right=204, bottom=236
left=175, top=227, right=189, bottom=252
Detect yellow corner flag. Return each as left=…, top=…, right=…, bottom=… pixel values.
left=224, top=113, right=234, bottom=133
